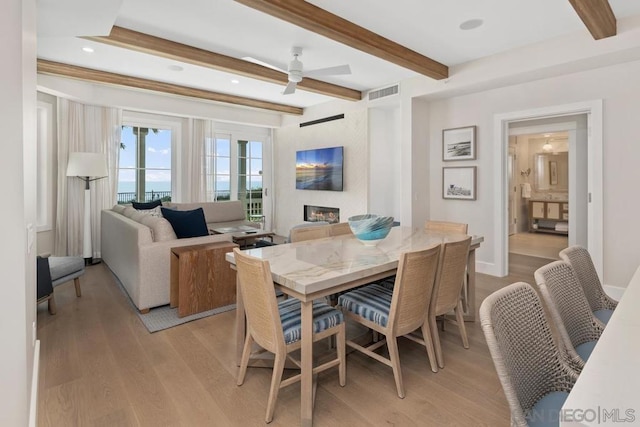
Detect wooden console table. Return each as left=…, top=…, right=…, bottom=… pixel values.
left=170, top=241, right=238, bottom=318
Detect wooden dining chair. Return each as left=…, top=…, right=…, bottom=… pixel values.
left=329, top=222, right=353, bottom=237
left=429, top=236, right=472, bottom=369
left=289, top=224, right=331, bottom=243
left=337, top=244, right=441, bottom=397
left=233, top=248, right=346, bottom=423
left=424, top=220, right=468, bottom=234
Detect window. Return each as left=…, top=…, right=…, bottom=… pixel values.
left=204, top=134, right=231, bottom=201
left=238, top=140, right=263, bottom=219
left=118, top=125, right=172, bottom=204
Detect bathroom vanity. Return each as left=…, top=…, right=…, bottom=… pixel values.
left=528, top=199, right=569, bottom=234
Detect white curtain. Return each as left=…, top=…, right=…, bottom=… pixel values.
left=55, top=99, right=122, bottom=257
left=185, top=118, right=212, bottom=202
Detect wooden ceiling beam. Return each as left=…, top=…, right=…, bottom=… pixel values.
left=568, top=0, right=616, bottom=40
left=85, top=26, right=361, bottom=101
left=233, top=0, right=448, bottom=80
left=37, top=59, right=303, bottom=115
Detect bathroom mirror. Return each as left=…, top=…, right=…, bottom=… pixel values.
left=534, top=152, right=568, bottom=192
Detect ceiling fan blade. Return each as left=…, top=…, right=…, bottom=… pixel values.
left=242, top=56, right=288, bottom=74
left=282, top=81, right=297, bottom=95
left=304, top=64, right=351, bottom=77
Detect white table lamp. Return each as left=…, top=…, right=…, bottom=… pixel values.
left=66, top=152, right=108, bottom=265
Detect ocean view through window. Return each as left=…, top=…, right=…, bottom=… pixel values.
left=118, top=125, right=173, bottom=204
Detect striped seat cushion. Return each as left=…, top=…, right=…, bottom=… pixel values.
left=337, top=284, right=392, bottom=327
left=378, top=275, right=396, bottom=290
left=278, top=299, right=344, bottom=344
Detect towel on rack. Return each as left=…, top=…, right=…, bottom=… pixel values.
left=522, top=183, right=532, bottom=198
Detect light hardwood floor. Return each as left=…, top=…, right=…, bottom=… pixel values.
left=509, top=231, right=568, bottom=260
left=37, top=255, right=551, bottom=426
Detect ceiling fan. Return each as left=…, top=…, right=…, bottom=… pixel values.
left=248, top=47, right=351, bottom=95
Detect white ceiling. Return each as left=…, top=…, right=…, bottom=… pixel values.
left=37, top=0, right=640, bottom=110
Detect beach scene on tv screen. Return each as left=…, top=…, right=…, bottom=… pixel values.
left=296, top=146, right=343, bottom=191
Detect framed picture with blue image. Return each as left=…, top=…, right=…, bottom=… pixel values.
left=442, top=125, right=476, bottom=161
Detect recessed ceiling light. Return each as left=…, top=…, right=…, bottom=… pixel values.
left=168, top=65, right=184, bottom=72
left=81, top=47, right=94, bottom=53
left=231, top=79, right=240, bottom=84
left=459, top=19, right=484, bottom=31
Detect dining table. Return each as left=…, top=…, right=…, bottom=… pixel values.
left=225, top=225, right=483, bottom=427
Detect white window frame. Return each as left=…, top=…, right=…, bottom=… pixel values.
left=120, top=111, right=182, bottom=202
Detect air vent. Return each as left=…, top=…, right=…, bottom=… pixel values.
left=368, top=83, right=400, bottom=101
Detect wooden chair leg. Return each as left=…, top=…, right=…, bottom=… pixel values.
left=337, top=324, right=346, bottom=387
left=422, top=322, right=438, bottom=373
left=455, top=300, right=470, bottom=349
left=430, top=315, right=444, bottom=369
left=48, top=294, right=57, bottom=315
left=237, top=333, right=254, bottom=386
left=386, top=334, right=405, bottom=399
left=74, top=277, right=82, bottom=297
left=265, top=352, right=285, bottom=423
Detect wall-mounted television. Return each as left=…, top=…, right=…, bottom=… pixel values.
left=295, top=146, right=343, bottom=191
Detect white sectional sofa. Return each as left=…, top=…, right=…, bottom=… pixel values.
left=101, top=200, right=258, bottom=312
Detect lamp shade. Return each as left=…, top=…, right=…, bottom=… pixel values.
left=66, top=152, right=108, bottom=178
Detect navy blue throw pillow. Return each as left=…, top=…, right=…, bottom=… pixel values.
left=132, top=199, right=162, bottom=210
left=160, top=207, right=208, bottom=239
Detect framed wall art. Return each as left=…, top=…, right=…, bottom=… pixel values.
left=443, top=166, right=477, bottom=200
left=442, top=125, right=476, bottom=161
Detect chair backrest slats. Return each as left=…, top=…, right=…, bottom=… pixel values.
left=234, top=248, right=284, bottom=353
left=388, top=244, right=441, bottom=336
left=290, top=225, right=331, bottom=243
left=425, top=220, right=468, bottom=235
left=329, top=222, right=353, bottom=237
left=432, top=237, right=472, bottom=315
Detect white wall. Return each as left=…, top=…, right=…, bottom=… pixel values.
left=427, top=58, right=640, bottom=287
left=1, top=0, right=37, bottom=425
left=368, top=106, right=401, bottom=219
left=36, top=92, right=57, bottom=256
left=274, top=110, right=369, bottom=236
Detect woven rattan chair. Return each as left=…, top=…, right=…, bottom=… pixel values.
left=234, top=248, right=346, bottom=423
left=337, top=244, right=441, bottom=397
left=480, top=282, right=579, bottom=427
left=559, top=245, right=617, bottom=324
left=429, top=236, right=472, bottom=369
left=424, top=220, right=468, bottom=234
left=534, top=261, right=604, bottom=368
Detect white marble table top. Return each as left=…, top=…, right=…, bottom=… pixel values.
left=560, top=265, right=640, bottom=426
left=225, top=226, right=483, bottom=296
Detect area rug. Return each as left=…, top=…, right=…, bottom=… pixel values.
left=112, top=272, right=235, bottom=333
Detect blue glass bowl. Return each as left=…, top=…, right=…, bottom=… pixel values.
left=348, top=214, right=394, bottom=246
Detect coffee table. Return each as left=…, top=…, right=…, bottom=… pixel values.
left=228, top=230, right=275, bottom=248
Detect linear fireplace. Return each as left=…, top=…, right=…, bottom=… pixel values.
left=304, top=205, right=340, bottom=224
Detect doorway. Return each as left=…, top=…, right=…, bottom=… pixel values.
left=508, top=129, right=571, bottom=261
left=493, top=100, right=603, bottom=278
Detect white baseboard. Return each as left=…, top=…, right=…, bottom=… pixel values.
left=29, top=340, right=40, bottom=427
left=603, top=284, right=625, bottom=302
left=476, top=261, right=502, bottom=277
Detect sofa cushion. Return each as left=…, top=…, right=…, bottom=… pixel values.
left=112, top=204, right=126, bottom=214
left=140, top=215, right=177, bottom=242
left=122, top=206, right=137, bottom=218
left=161, top=207, right=209, bottom=238
left=133, top=199, right=162, bottom=210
